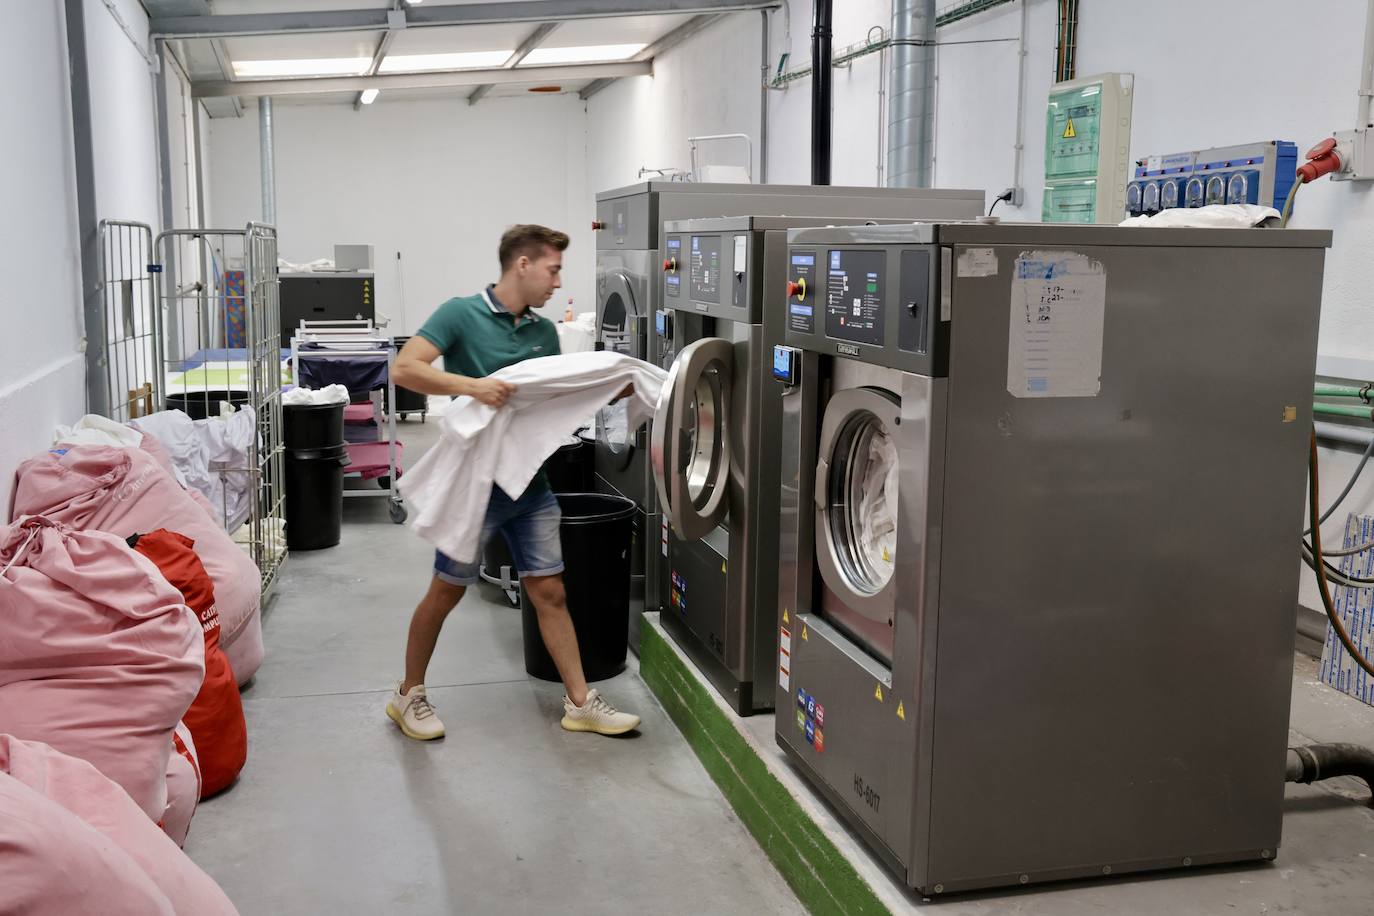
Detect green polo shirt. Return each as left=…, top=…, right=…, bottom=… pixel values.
left=416, top=286, right=560, bottom=378
left=416, top=286, right=561, bottom=498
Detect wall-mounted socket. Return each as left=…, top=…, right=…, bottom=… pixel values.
left=1332, top=128, right=1374, bottom=181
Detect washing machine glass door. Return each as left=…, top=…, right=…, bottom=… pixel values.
left=597, top=271, right=639, bottom=471
left=814, top=386, right=900, bottom=656
left=650, top=337, right=733, bottom=541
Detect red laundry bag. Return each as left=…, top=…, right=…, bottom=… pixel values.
left=134, top=528, right=248, bottom=797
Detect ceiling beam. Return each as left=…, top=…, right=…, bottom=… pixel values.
left=468, top=21, right=559, bottom=106
left=353, top=27, right=398, bottom=110
left=152, top=1, right=778, bottom=38
left=194, top=61, right=654, bottom=99
left=580, top=13, right=722, bottom=101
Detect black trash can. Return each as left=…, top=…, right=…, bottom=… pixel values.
left=387, top=337, right=428, bottom=419
left=166, top=390, right=250, bottom=421
left=284, top=444, right=350, bottom=550
left=521, top=492, right=636, bottom=683
left=283, top=401, right=345, bottom=451
left=543, top=434, right=592, bottom=495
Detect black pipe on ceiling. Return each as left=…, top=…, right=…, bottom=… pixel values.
left=810, top=0, right=833, bottom=185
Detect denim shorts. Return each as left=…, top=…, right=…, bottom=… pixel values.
left=433, top=484, right=563, bottom=586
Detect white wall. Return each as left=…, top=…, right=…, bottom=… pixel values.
left=0, top=3, right=85, bottom=519
left=586, top=15, right=765, bottom=191
left=208, top=94, right=593, bottom=332
left=86, top=0, right=161, bottom=230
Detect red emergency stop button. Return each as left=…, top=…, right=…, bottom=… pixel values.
left=787, top=279, right=806, bottom=301
left=663, top=258, right=677, bottom=272
left=592, top=220, right=605, bottom=230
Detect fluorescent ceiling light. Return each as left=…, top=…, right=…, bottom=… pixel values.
left=520, top=43, right=646, bottom=66
left=360, top=88, right=379, bottom=104
left=233, top=57, right=370, bottom=78
left=379, top=51, right=515, bottom=73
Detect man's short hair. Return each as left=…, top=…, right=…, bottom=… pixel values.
left=499, top=224, right=570, bottom=271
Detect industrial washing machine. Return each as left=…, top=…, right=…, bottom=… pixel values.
left=593, top=183, right=984, bottom=653
left=774, top=221, right=1329, bottom=894
left=650, top=214, right=972, bottom=714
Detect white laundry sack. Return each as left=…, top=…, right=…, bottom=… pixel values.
left=1119, top=203, right=1280, bottom=229
left=54, top=415, right=143, bottom=449
left=282, top=384, right=350, bottom=406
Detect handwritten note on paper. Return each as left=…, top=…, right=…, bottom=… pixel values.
left=1007, top=251, right=1107, bottom=398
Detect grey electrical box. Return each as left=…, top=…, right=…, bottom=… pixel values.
left=334, top=244, right=375, bottom=271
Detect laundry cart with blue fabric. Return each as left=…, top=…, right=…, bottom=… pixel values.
left=290, top=320, right=406, bottom=523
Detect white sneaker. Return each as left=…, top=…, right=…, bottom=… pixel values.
left=561, top=689, right=641, bottom=736
left=386, top=682, right=445, bottom=740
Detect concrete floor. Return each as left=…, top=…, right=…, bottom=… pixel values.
left=184, top=418, right=801, bottom=916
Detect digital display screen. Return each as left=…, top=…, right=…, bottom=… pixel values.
left=825, top=249, right=885, bottom=346
left=690, top=235, right=721, bottom=301
left=772, top=346, right=795, bottom=383
left=790, top=253, right=815, bottom=267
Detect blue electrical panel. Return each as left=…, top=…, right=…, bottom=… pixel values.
left=1125, top=141, right=1297, bottom=217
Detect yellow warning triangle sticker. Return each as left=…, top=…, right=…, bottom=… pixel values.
left=783, top=608, right=790, bottom=624
left=874, top=684, right=884, bottom=702
left=1062, top=118, right=1076, bottom=139
left=721, top=561, right=727, bottom=573
left=897, top=701, right=906, bottom=721
left=801, top=625, right=808, bottom=641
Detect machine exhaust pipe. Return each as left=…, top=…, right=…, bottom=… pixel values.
left=810, top=0, right=833, bottom=185
left=1286, top=744, right=1374, bottom=804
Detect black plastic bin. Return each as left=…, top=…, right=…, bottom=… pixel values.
left=166, top=390, right=249, bottom=421
left=520, top=492, right=636, bottom=683
left=284, top=444, right=350, bottom=550
left=387, top=337, right=428, bottom=418
left=543, top=434, right=592, bottom=495
left=283, top=401, right=345, bottom=451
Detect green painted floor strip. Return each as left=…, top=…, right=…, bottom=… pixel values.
left=640, top=620, right=891, bottom=916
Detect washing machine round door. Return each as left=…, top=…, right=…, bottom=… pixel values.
left=596, top=271, right=638, bottom=471
left=814, top=387, right=900, bottom=625
left=650, top=337, right=733, bottom=541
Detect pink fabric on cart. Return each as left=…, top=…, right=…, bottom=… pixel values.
left=347, top=440, right=404, bottom=481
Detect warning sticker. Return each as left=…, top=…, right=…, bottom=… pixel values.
left=780, top=627, right=792, bottom=654
left=779, top=663, right=790, bottom=691
left=896, top=700, right=906, bottom=721
left=874, top=684, right=884, bottom=703
left=1063, top=118, right=1077, bottom=139
left=778, top=626, right=792, bottom=690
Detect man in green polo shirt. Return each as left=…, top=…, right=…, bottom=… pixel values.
left=386, top=224, right=640, bottom=741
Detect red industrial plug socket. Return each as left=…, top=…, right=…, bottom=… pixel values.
left=1297, top=138, right=1344, bottom=183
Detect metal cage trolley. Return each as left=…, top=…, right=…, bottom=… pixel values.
left=149, top=223, right=288, bottom=597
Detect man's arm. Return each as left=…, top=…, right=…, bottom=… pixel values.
left=392, top=336, right=514, bottom=408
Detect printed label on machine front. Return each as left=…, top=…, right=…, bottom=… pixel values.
left=1007, top=251, right=1107, bottom=399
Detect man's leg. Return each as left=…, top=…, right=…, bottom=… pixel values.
left=387, top=549, right=481, bottom=741
left=401, top=576, right=466, bottom=694
left=521, top=573, right=587, bottom=706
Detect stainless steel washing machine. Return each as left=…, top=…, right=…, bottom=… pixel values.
left=651, top=215, right=954, bottom=714
left=594, top=183, right=985, bottom=653
left=774, top=221, right=1330, bottom=894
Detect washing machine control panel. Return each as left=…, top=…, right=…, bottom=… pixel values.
left=784, top=241, right=945, bottom=376
left=660, top=230, right=762, bottom=322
